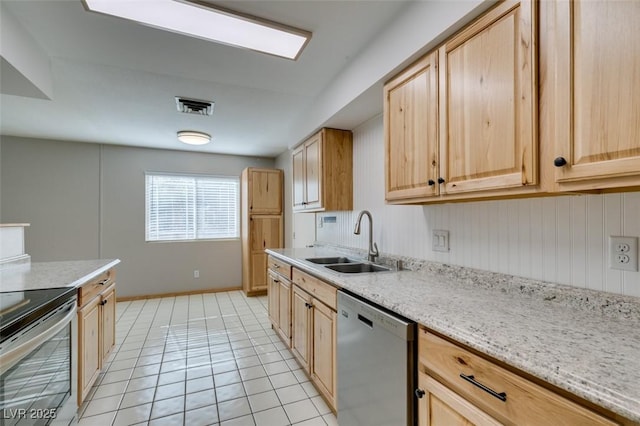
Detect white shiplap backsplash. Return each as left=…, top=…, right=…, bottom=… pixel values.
left=316, top=115, right=640, bottom=297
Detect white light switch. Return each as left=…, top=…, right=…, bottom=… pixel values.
left=433, top=230, right=449, bottom=252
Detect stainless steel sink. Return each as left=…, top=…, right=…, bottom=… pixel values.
left=326, top=263, right=390, bottom=273
left=306, top=257, right=357, bottom=264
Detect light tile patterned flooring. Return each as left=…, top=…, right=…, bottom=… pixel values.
left=78, top=291, right=338, bottom=426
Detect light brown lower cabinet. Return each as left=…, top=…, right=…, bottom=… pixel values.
left=77, top=272, right=116, bottom=406
left=291, top=284, right=312, bottom=372
left=416, top=329, right=621, bottom=426
left=243, top=215, right=283, bottom=296
left=290, top=283, right=337, bottom=411
left=418, top=372, right=503, bottom=426
left=310, top=299, right=336, bottom=407
left=288, top=267, right=338, bottom=412
left=267, top=269, right=291, bottom=344
left=78, top=296, right=100, bottom=404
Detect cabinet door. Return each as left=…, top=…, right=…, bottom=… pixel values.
left=385, top=51, right=439, bottom=201
left=291, top=285, right=312, bottom=372
left=548, top=0, right=640, bottom=189
left=250, top=216, right=283, bottom=252
left=304, top=134, right=323, bottom=210
left=417, top=372, right=503, bottom=426
left=251, top=253, right=268, bottom=291
left=292, top=145, right=306, bottom=211
left=439, top=0, right=537, bottom=195
left=249, top=216, right=283, bottom=292
left=267, top=271, right=280, bottom=327
left=277, top=278, right=292, bottom=343
left=78, top=297, right=100, bottom=404
left=101, top=285, right=116, bottom=363
left=311, top=300, right=336, bottom=409
left=249, top=169, right=282, bottom=214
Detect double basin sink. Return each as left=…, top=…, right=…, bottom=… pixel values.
left=305, top=256, right=390, bottom=273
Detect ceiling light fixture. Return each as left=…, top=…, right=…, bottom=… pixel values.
left=82, top=0, right=311, bottom=60
left=177, top=130, right=211, bottom=145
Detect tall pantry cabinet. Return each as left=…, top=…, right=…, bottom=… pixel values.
left=241, top=168, right=283, bottom=296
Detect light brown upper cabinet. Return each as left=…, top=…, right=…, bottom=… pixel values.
left=439, top=0, right=537, bottom=195
left=384, top=0, right=539, bottom=204
left=385, top=51, right=439, bottom=201
left=292, top=128, right=353, bottom=212
left=247, top=168, right=283, bottom=214
left=543, top=0, right=640, bottom=192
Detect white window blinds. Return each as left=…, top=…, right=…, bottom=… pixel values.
left=145, top=173, right=239, bottom=241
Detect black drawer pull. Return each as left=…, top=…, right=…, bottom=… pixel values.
left=415, top=388, right=425, bottom=399
left=460, top=374, right=507, bottom=402
left=98, top=279, right=109, bottom=285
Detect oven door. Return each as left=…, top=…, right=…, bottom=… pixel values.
left=1, top=298, right=77, bottom=426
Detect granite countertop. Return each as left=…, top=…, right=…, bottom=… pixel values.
left=267, top=246, right=640, bottom=423
left=0, top=259, right=121, bottom=292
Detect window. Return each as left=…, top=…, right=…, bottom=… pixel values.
left=145, top=173, right=239, bottom=241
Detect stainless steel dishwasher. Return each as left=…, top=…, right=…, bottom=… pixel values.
left=337, top=290, right=416, bottom=426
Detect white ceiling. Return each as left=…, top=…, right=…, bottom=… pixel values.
left=0, top=0, right=411, bottom=157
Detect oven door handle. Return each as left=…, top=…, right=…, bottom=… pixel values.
left=0, top=302, right=76, bottom=375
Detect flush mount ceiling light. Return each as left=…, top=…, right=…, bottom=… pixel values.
left=82, top=0, right=311, bottom=60
left=177, top=130, right=211, bottom=145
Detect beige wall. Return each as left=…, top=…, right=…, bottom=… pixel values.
left=0, top=136, right=274, bottom=297
left=315, top=116, right=640, bottom=298
left=1, top=137, right=101, bottom=260
left=275, top=150, right=292, bottom=248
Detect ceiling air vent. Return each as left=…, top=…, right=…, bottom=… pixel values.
left=175, top=97, right=214, bottom=116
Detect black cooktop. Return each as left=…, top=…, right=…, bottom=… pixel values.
left=0, top=287, right=76, bottom=344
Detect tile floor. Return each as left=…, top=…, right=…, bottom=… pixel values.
left=78, top=291, right=338, bottom=426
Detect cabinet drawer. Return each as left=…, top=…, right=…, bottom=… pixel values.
left=292, top=268, right=336, bottom=311
left=268, top=255, right=292, bottom=279
left=419, top=330, right=618, bottom=426
left=78, top=270, right=115, bottom=308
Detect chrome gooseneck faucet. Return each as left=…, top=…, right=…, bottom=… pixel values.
left=354, top=210, right=379, bottom=262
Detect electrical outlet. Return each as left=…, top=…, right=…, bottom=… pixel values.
left=432, top=230, right=450, bottom=253
left=194, top=270, right=200, bottom=278
left=609, top=236, right=638, bottom=272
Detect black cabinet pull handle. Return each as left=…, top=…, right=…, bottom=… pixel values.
left=414, top=388, right=425, bottom=399
left=554, top=157, right=567, bottom=167
left=427, top=179, right=435, bottom=186
left=460, top=374, right=506, bottom=402
left=273, top=279, right=280, bottom=283
left=304, top=302, right=313, bottom=309
left=437, top=177, right=445, bottom=184
left=98, top=279, right=109, bottom=286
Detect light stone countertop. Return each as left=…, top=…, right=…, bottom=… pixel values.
left=0, top=259, right=121, bottom=292
left=267, top=246, right=640, bottom=423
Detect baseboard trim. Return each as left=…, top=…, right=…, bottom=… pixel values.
left=116, top=286, right=243, bottom=302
